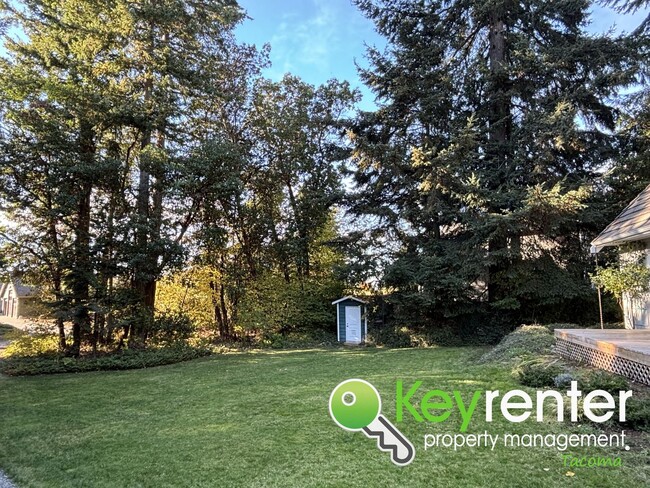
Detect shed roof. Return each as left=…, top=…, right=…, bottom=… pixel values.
left=591, top=183, right=650, bottom=253
left=332, top=296, right=368, bottom=305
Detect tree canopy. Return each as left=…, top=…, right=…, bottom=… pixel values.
left=0, top=0, right=647, bottom=354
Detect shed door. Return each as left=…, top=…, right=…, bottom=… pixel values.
left=345, top=306, right=362, bottom=343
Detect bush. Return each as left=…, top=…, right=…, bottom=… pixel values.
left=623, top=397, right=650, bottom=432
left=480, top=325, right=555, bottom=363
left=410, top=327, right=459, bottom=347
left=238, top=272, right=344, bottom=334
left=581, top=370, right=629, bottom=395
left=367, top=319, right=508, bottom=349
left=366, top=326, right=413, bottom=348
left=1, top=334, right=59, bottom=358
left=259, top=329, right=338, bottom=349
left=515, top=361, right=563, bottom=387
left=148, top=312, right=194, bottom=346
left=553, top=373, right=576, bottom=389
left=0, top=345, right=212, bottom=376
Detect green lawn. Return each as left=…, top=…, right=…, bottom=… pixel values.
left=0, top=347, right=647, bottom=487
left=0, top=324, right=18, bottom=340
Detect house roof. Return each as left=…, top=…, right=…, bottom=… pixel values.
left=332, top=296, right=368, bottom=305
left=14, top=279, right=37, bottom=297
left=2, top=279, right=38, bottom=298
left=591, top=183, right=650, bottom=253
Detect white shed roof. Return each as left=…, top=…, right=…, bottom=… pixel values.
left=591, top=183, right=650, bottom=253
left=332, top=296, right=368, bottom=305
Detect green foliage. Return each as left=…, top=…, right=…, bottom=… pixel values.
left=156, top=266, right=222, bottom=332
left=0, top=324, right=23, bottom=341
left=366, top=326, right=414, bottom=348
left=148, top=313, right=194, bottom=347
left=515, top=361, right=563, bottom=388
left=480, top=325, right=556, bottom=363
left=590, top=263, right=650, bottom=305
left=258, top=329, right=338, bottom=349
left=369, top=318, right=509, bottom=348
left=0, top=1, right=356, bottom=352
left=0, top=345, right=211, bottom=376
left=623, top=397, right=650, bottom=432
left=238, top=271, right=343, bottom=335
left=1, top=334, right=59, bottom=358
left=0, top=0, right=265, bottom=351
left=581, top=370, right=630, bottom=395
left=349, top=0, right=644, bottom=327
left=553, top=372, right=577, bottom=389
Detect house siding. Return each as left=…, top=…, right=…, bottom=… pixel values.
left=619, top=240, right=650, bottom=330
left=0, top=281, right=42, bottom=319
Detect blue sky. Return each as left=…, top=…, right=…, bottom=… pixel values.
left=235, top=0, right=648, bottom=111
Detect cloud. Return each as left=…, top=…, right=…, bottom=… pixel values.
left=267, top=0, right=340, bottom=82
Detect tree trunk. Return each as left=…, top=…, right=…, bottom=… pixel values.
left=56, top=317, right=66, bottom=351
left=131, top=67, right=154, bottom=346
left=286, top=180, right=310, bottom=280
left=69, top=120, right=95, bottom=356
left=486, top=12, right=512, bottom=305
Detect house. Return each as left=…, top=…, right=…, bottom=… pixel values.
left=0, top=279, right=39, bottom=319
left=591, top=183, right=650, bottom=329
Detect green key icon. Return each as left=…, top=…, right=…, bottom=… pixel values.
left=329, top=379, right=415, bottom=466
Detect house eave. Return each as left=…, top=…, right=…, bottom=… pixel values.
left=590, top=233, right=650, bottom=254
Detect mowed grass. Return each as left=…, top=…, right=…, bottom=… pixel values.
left=0, top=347, right=648, bottom=487
left=0, top=324, right=19, bottom=340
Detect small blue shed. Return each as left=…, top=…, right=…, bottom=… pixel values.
left=332, top=296, right=368, bottom=344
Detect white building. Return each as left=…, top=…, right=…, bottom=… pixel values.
left=591, top=184, right=650, bottom=329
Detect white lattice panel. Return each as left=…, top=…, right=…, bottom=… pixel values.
left=555, top=338, right=650, bottom=386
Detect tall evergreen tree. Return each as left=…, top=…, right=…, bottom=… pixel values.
left=601, top=0, right=650, bottom=214
left=0, top=0, right=134, bottom=354
left=351, top=0, right=644, bottom=324
left=0, top=0, right=258, bottom=350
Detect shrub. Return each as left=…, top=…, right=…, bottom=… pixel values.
left=623, top=397, right=650, bottom=432
left=480, top=325, right=555, bottom=363
left=581, top=370, right=629, bottom=395
left=553, top=373, right=575, bottom=389
left=366, top=326, right=413, bottom=348
left=259, top=329, right=338, bottom=349
left=1, top=334, right=59, bottom=358
left=591, top=262, right=650, bottom=309
left=0, top=345, right=212, bottom=376
left=410, top=327, right=458, bottom=347
left=238, top=272, right=344, bottom=334
left=148, top=312, right=194, bottom=346
left=515, top=361, right=563, bottom=387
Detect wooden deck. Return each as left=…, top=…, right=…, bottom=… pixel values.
left=554, top=329, right=650, bottom=385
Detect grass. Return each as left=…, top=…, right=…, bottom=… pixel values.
left=0, top=324, right=21, bottom=341
left=0, top=347, right=648, bottom=487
